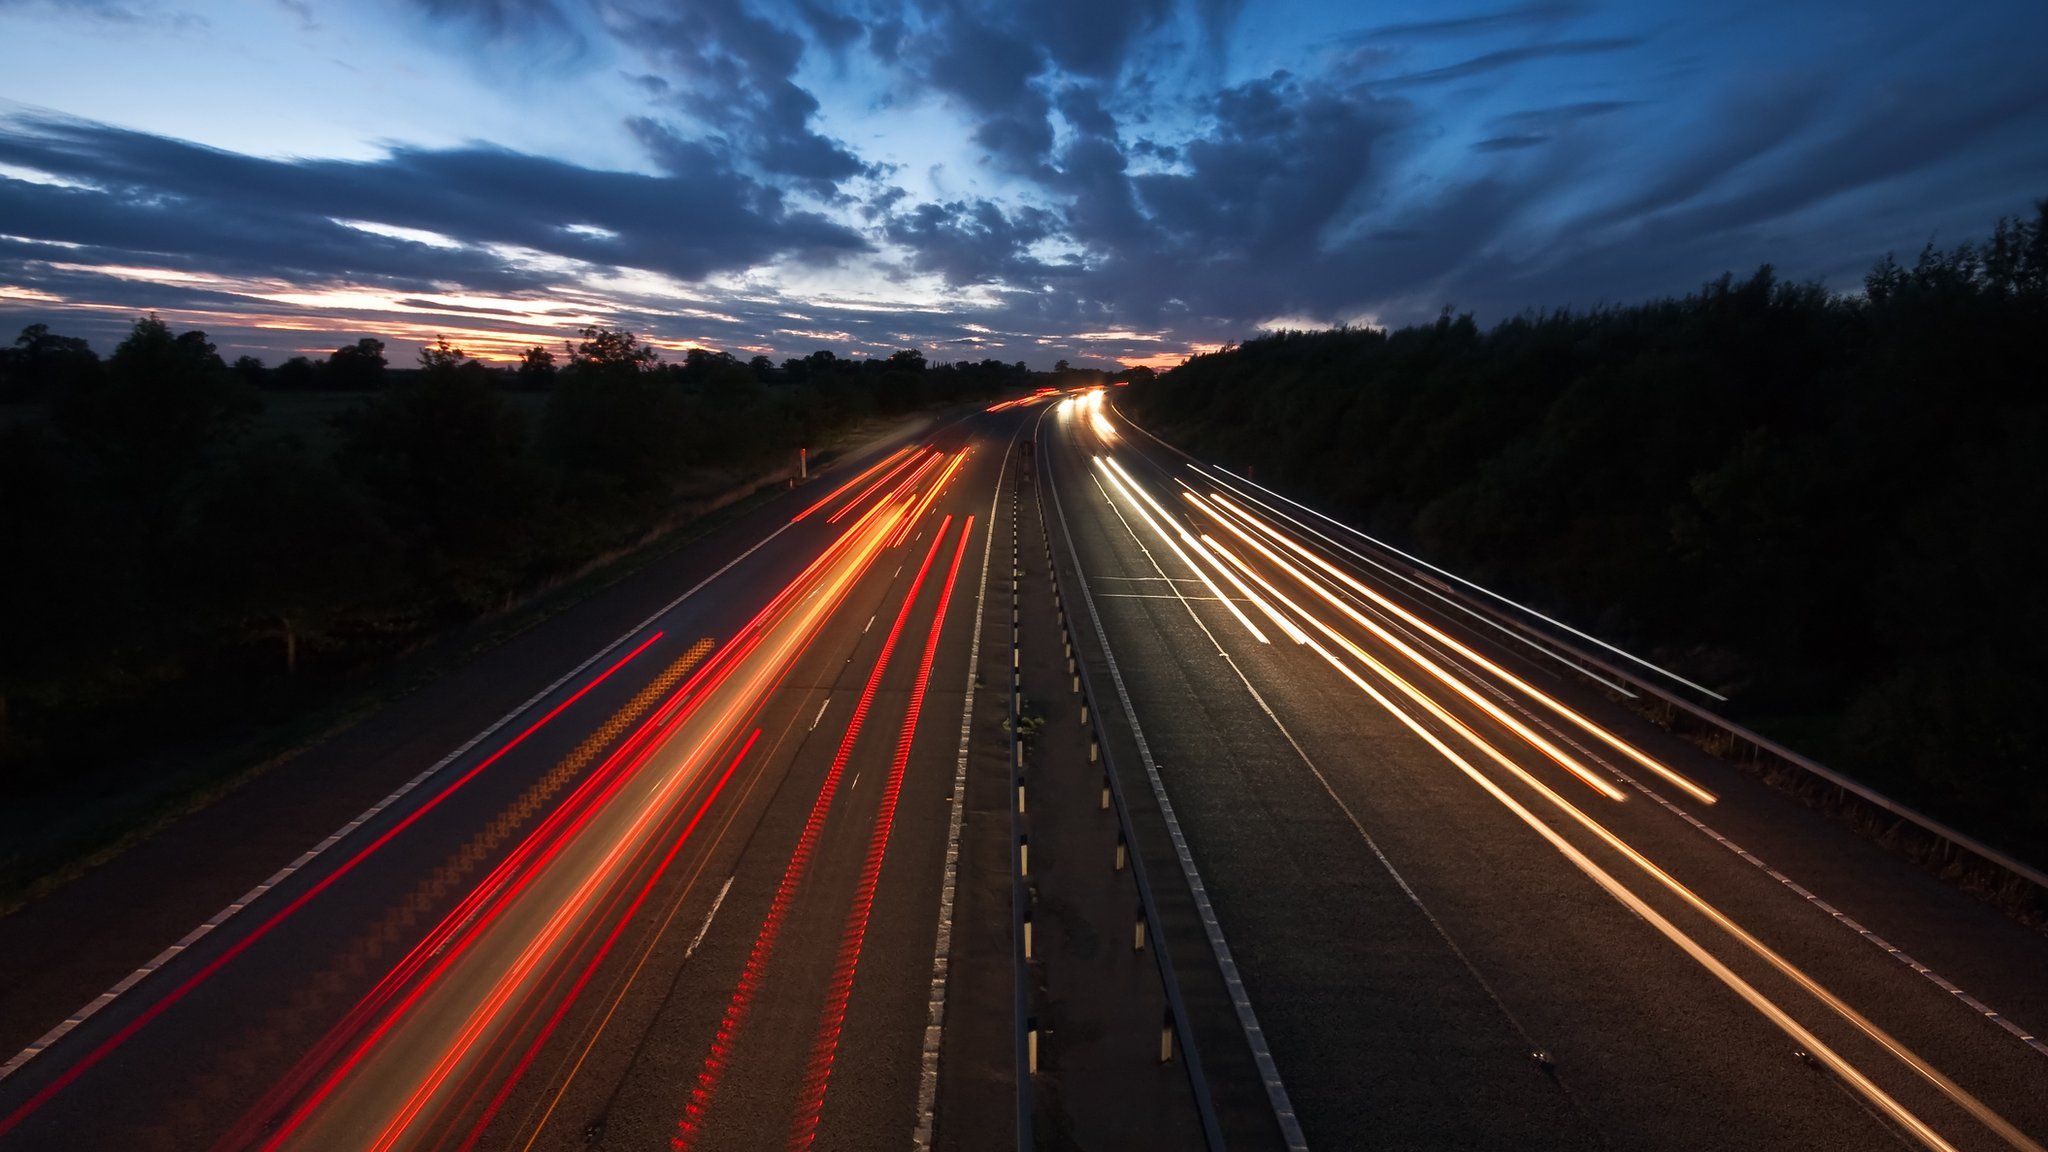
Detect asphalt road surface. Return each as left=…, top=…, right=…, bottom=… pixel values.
left=1036, top=388, right=2048, bottom=1152
left=1, top=388, right=2044, bottom=1152
left=0, top=411, right=1024, bottom=1151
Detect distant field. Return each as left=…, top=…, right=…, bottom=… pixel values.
left=2, top=389, right=554, bottom=451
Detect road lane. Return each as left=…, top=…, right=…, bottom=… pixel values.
left=1042, top=390, right=2048, bottom=1151
left=0, top=412, right=1021, bottom=1151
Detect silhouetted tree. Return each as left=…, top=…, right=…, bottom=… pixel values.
left=231, top=354, right=269, bottom=390
left=273, top=355, right=318, bottom=391
left=0, top=323, right=100, bottom=402
left=515, top=345, right=557, bottom=390
left=324, top=337, right=388, bottom=390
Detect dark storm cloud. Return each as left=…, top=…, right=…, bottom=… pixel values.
left=608, top=0, right=866, bottom=195
left=0, top=111, right=865, bottom=289
left=1472, top=133, right=1548, bottom=151
left=882, top=199, right=1077, bottom=285
left=906, top=0, right=1241, bottom=171
left=1373, top=36, right=1646, bottom=87
left=1347, top=1, right=1590, bottom=42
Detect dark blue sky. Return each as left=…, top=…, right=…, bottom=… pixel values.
left=3, top=0, right=2045, bottom=368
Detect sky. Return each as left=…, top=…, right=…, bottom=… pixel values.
left=2, top=0, right=2045, bottom=370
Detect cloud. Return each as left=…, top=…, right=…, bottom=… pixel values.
left=0, top=111, right=867, bottom=291
left=1374, top=36, right=1646, bottom=87
left=883, top=198, right=1075, bottom=285
left=610, top=0, right=866, bottom=194
left=1473, top=133, right=1549, bottom=151
left=1346, top=1, right=1591, bottom=43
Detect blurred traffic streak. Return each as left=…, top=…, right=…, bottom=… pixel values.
left=258, top=461, right=937, bottom=1149
left=0, top=421, right=994, bottom=1152
left=1065, top=403, right=2044, bottom=1152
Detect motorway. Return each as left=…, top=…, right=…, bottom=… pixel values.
left=0, top=388, right=2043, bottom=1151
left=0, top=413, right=1019, bottom=1151
left=1038, top=388, right=2048, bottom=1151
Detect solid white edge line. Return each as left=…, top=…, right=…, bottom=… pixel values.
left=0, top=477, right=816, bottom=1085
left=1046, top=434, right=1309, bottom=1152
left=912, top=428, right=1013, bottom=1151
left=1209, top=463, right=1728, bottom=702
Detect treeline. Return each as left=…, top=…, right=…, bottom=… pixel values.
left=1126, top=202, right=2048, bottom=854
left=0, top=321, right=1033, bottom=798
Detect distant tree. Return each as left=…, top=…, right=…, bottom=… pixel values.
left=547, top=325, right=687, bottom=525
left=231, top=354, right=270, bottom=390
left=337, top=337, right=536, bottom=606
left=324, top=337, right=388, bottom=390
left=0, top=323, right=100, bottom=402
left=1053, top=358, right=1070, bottom=374
left=273, top=355, right=319, bottom=391
left=565, top=325, right=659, bottom=373
left=419, top=335, right=470, bottom=374
left=515, top=345, right=557, bottom=390
left=748, top=354, right=775, bottom=381
left=56, top=314, right=258, bottom=496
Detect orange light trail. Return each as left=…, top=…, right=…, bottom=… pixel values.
left=1186, top=490, right=1626, bottom=802
left=789, top=515, right=973, bottom=1150
left=673, top=516, right=954, bottom=1150
left=823, top=448, right=931, bottom=525
left=1203, top=491, right=1717, bottom=805
left=792, top=447, right=914, bottom=523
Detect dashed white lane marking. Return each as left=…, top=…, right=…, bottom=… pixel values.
left=683, top=876, right=735, bottom=963
left=810, top=697, right=831, bottom=732
left=0, top=496, right=811, bottom=1085
left=913, top=433, right=1011, bottom=1152
left=864, top=614, right=876, bottom=633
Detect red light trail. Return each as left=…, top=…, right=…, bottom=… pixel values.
left=671, top=518, right=955, bottom=1151
left=788, top=516, right=974, bottom=1151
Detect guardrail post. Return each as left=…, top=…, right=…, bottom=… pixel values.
left=1134, top=902, right=1147, bottom=952
left=1159, top=1009, right=1176, bottom=1064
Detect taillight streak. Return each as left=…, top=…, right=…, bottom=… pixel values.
left=788, top=516, right=972, bottom=1150
left=0, top=630, right=666, bottom=1142
left=823, top=449, right=931, bottom=525
left=457, top=730, right=764, bottom=1151
left=791, top=448, right=914, bottom=523
left=672, top=517, right=954, bottom=1150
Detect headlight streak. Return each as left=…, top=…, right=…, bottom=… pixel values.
left=1174, top=465, right=1639, bottom=698
left=1196, top=526, right=2018, bottom=1151
left=1185, top=492, right=1627, bottom=803
left=1092, top=456, right=1268, bottom=645
left=1157, top=498, right=2039, bottom=1152
left=1202, top=490, right=1719, bottom=807
left=1189, top=491, right=1627, bottom=801
left=1208, top=464, right=1727, bottom=701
